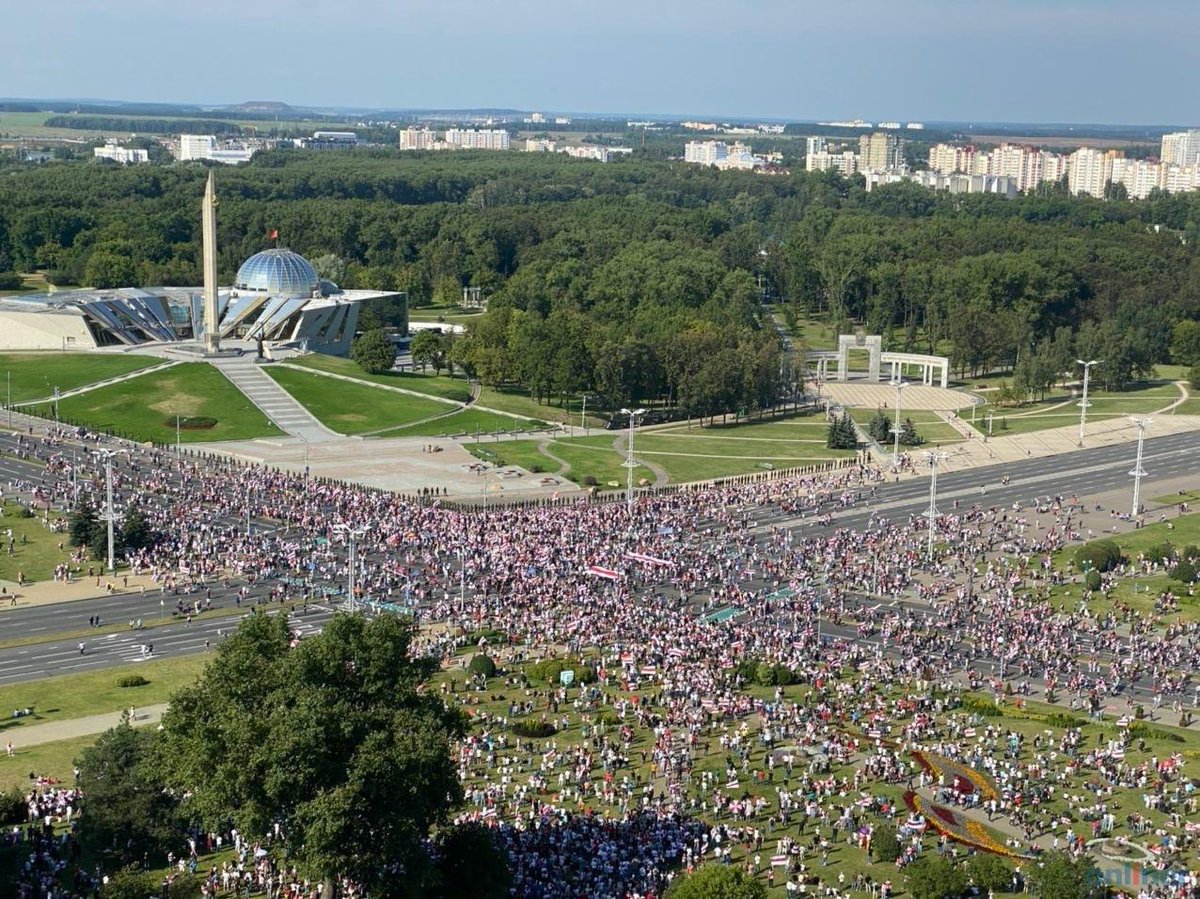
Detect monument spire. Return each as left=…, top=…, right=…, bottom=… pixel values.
left=202, top=170, right=221, bottom=354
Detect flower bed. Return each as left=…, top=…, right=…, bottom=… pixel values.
left=903, top=792, right=1032, bottom=859
left=911, top=750, right=999, bottom=800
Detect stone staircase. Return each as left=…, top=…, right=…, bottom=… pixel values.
left=209, top=358, right=341, bottom=443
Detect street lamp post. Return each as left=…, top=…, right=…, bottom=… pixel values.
left=334, top=523, right=367, bottom=612
left=1129, top=417, right=1150, bottom=519
left=890, top=380, right=907, bottom=468
left=923, top=450, right=949, bottom=562
left=620, top=407, right=647, bottom=514
left=97, top=449, right=120, bottom=572
left=1077, top=359, right=1101, bottom=446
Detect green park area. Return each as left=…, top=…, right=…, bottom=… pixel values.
left=37, top=363, right=283, bottom=444
left=847, top=408, right=965, bottom=447
left=965, top=380, right=1187, bottom=437
left=286, top=353, right=472, bottom=402
left=0, top=352, right=157, bottom=405
left=0, top=502, right=71, bottom=585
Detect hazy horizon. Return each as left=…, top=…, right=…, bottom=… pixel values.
left=6, top=0, right=1198, bottom=126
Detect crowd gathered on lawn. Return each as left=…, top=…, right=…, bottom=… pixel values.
left=4, top=425, right=1200, bottom=898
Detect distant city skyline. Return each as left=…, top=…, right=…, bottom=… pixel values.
left=6, top=0, right=1199, bottom=126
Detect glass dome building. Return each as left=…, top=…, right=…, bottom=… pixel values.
left=234, top=248, right=322, bottom=297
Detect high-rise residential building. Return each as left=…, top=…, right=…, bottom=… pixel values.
left=524, top=138, right=557, bottom=153
left=1161, top=130, right=1200, bottom=167
left=1068, top=147, right=1112, bottom=198
left=178, top=134, right=218, bottom=161
left=398, top=127, right=437, bottom=151
left=443, top=129, right=511, bottom=150
left=1109, top=157, right=1162, bottom=200
left=805, top=136, right=827, bottom=158
left=1162, top=164, right=1200, bottom=194
left=93, top=141, right=148, bottom=165
left=176, top=134, right=255, bottom=165
left=859, top=132, right=905, bottom=172
left=806, top=150, right=859, bottom=176
left=684, top=140, right=728, bottom=165
left=928, top=143, right=975, bottom=175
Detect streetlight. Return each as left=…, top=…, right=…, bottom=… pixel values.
left=620, top=407, right=647, bottom=514
left=890, top=380, right=907, bottom=468
left=922, top=450, right=949, bottom=562
left=97, top=449, right=122, bottom=572
left=1077, top=359, right=1101, bottom=446
left=334, top=523, right=367, bottom=612
left=1129, top=417, right=1150, bottom=520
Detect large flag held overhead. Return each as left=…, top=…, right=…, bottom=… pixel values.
left=587, top=564, right=620, bottom=581
left=625, top=551, right=674, bottom=567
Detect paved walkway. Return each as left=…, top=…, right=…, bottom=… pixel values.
left=209, top=358, right=340, bottom=443
left=4, top=703, right=168, bottom=750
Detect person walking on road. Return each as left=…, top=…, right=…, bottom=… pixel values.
left=78, top=641, right=85, bottom=655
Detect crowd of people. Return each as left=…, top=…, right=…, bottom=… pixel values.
left=3, top=423, right=1200, bottom=897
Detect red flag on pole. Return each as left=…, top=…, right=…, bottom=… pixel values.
left=269, top=229, right=279, bottom=241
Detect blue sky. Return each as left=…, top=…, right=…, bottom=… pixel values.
left=6, top=0, right=1198, bottom=124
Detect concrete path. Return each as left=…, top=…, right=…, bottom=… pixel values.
left=14, top=361, right=181, bottom=406
left=209, top=358, right=340, bottom=443
left=5, top=703, right=168, bottom=750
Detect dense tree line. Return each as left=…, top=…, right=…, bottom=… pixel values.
left=1, top=151, right=1199, bottom=410
left=43, top=115, right=245, bottom=134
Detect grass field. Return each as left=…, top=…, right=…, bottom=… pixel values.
left=286, top=354, right=471, bottom=402
left=381, top=408, right=544, bottom=438
left=0, top=502, right=74, bottom=585
left=407, top=303, right=485, bottom=327
left=467, top=436, right=654, bottom=489
left=0, top=656, right=207, bottom=736
left=263, top=366, right=450, bottom=435
left=846, top=408, right=965, bottom=446
left=42, top=363, right=283, bottom=444
left=966, top=381, right=1182, bottom=436
left=0, top=352, right=158, bottom=404
left=0, top=732, right=98, bottom=790
left=476, top=386, right=581, bottom=425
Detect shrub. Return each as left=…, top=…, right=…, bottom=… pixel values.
left=512, top=720, right=557, bottom=739
left=1171, top=560, right=1197, bottom=584
left=529, top=463, right=545, bottom=473
left=965, top=853, right=1012, bottom=894
left=1127, top=722, right=1186, bottom=744
left=1143, top=542, right=1175, bottom=564
left=1084, top=570, right=1102, bottom=591
left=0, top=787, right=25, bottom=825
left=959, top=696, right=1003, bottom=717
left=1075, top=540, right=1124, bottom=573
left=1043, top=713, right=1086, bottom=729
left=0, top=272, right=23, bottom=291
left=581, top=475, right=598, bottom=487
left=528, top=657, right=594, bottom=685
left=117, top=674, right=149, bottom=688
left=468, top=655, right=496, bottom=678
left=871, top=822, right=901, bottom=862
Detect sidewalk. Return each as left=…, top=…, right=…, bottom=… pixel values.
left=0, top=572, right=159, bottom=609
left=3, top=703, right=168, bottom=751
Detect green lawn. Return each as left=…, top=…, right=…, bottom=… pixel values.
left=0, top=502, right=74, bottom=585
left=476, top=385, right=579, bottom=424
left=847, top=408, right=965, bottom=445
left=468, top=436, right=654, bottom=489
left=41, top=363, right=283, bottom=444
left=1, top=352, right=157, bottom=404
left=379, top=408, right=544, bottom=438
left=967, top=381, right=1182, bottom=436
left=0, top=655, right=208, bottom=735
left=263, top=366, right=451, bottom=435
left=286, top=353, right=471, bottom=402
left=0, top=732, right=98, bottom=790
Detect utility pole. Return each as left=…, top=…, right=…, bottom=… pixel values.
left=890, top=380, right=907, bottom=468
left=99, top=450, right=119, bottom=572
left=620, top=407, right=646, bottom=515
left=334, top=523, right=367, bottom=612
left=581, top=394, right=588, bottom=436
left=923, top=450, right=949, bottom=562
left=1077, top=359, right=1101, bottom=446
left=175, top=414, right=181, bottom=454
left=6, top=371, right=10, bottom=430
left=1129, top=417, right=1150, bottom=520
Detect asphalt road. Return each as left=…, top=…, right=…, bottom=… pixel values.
left=0, top=427, right=1196, bottom=686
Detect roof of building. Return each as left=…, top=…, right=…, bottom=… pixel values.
left=234, top=249, right=321, bottom=297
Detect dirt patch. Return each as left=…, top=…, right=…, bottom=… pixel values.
left=149, top=391, right=206, bottom=416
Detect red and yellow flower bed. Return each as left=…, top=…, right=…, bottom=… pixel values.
left=903, top=792, right=1032, bottom=860
left=910, top=750, right=999, bottom=801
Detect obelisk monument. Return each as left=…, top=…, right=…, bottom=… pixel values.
left=201, top=171, right=221, bottom=354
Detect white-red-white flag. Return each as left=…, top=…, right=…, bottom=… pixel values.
left=625, top=551, right=674, bottom=567
left=587, top=564, right=620, bottom=581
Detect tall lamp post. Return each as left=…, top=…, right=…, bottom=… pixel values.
left=97, top=449, right=121, bottom=572
left=1129, top=417, right=1150, bottom=520
left=1077, top=359, right=1101, bottom=446
left=922, top=450, right=949, bottom=562
left=890, top=379, right=907, bottom=468
left=334, top=523, right=367, bottom=612
left=620, top=407, right=647, bottom=514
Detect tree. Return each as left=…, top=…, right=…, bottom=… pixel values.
left=904, top=854, right=968, bottom=899
left=120, top=504, right=156, bottom=553
left=68, top=502, right=101, bottom=552
left=433, top=822, right=512, bottom=899
left=350, top=329, right=397, bottom=375
left=898, top=417, right=924, bottom=447
left=966, top=853, right=1013, bottom=894
left=411, top=330, right=447, bottom=374
left=1027, top=851, right=1104, bottom=899
left=84, top=249, right=138, bottom=289
left=154, top=613, right=468, bottom=899
left=870, top=822, right=900, bottom=863
left=826, top=412, right=858, bottom=450
left=665, top=863, right=767, bottom=899
left=76, top=723, right=183, bottom=865
left=867, top=409, right=891, bottom=443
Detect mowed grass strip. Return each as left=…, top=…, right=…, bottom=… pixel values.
left=287, top=353, right=471, bottom=403
left=0, top=655, right=208, bottom=733
left=967, top=382, right=1180, bottom=436
left=1, top=352, right=158, bottom=404
left=42, top=363, right=283, bottom=444
left=377, top=408, right=543, bottom=438
left=263, top=366, right=450, bottom=435
left=0, top=732, right=99, bottom=790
